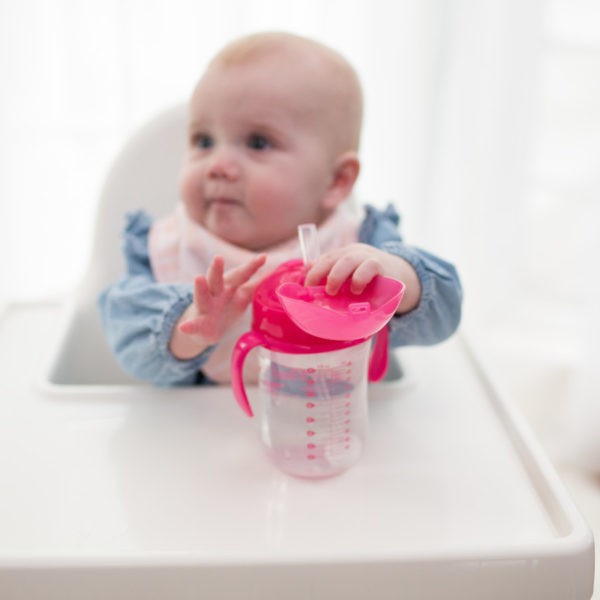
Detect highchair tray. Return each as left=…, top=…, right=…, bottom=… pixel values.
left=0, top=303, right=594, bottom=599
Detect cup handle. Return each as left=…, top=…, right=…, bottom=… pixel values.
left=231, top=331, right=265, bottom=417
left=368, top=325, right=389, bottom=382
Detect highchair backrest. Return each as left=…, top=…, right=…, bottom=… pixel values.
left=45, top=104, right=188, bottom=388
left=82, top=103, right=187, bottom=302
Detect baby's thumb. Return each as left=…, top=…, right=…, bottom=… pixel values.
left=179, top=319, right=200, bottom=335
left=237, top=279, right=262, bottom=306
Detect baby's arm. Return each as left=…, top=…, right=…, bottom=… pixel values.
left=304, top=243, right=421, bottom=314
left=98, top=272, right=208, bottom=385
left=169, top=254, right=266, bottom=359
left=320, top=204, right=463, bottom=346
left=99, top=211, right=265, bottom=385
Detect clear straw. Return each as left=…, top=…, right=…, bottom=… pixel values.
left=298, top=223, right=320, bottom=266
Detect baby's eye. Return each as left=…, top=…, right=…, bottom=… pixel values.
left=192, top=133, right=213, bottom=149
left=247, top=134, right=271, bottom=150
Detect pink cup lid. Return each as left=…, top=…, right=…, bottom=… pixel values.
left=250, top=259, right=357, bottom=353
left=251, top=259, right=405, bottom=350
left=277, top=275, right=405, bottom=341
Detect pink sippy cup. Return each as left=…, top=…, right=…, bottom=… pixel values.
left=231, top=258, right=405, bottom=478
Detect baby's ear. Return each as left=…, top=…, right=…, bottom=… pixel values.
left=323, top=151, right=360, bottom=209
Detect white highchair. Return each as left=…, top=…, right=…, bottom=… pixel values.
left=0, top=105, right=593, bottom=600
left=47, top=104, right=188, bottom=387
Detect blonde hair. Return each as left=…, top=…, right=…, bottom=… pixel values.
left=208, top=32, right=364, bottom=152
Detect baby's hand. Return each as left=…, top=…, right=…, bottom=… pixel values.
left=178, top=254, right=267, bottom=344
left=304, top=243, right=421, bottom=313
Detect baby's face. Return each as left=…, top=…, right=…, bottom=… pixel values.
left=179, top=55, right=341, bottom=251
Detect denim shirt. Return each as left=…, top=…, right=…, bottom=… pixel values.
left=98, top=204, right=462, bottom=386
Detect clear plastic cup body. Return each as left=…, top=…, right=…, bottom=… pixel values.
left=258, top=340, right=370, bottom=478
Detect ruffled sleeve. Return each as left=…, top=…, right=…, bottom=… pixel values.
left=359, top=204, right=463, bottom=346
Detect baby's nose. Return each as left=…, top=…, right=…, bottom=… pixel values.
left=207, top=148, right=241, bottom=180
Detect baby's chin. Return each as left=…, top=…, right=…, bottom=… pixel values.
left=226, top=232, right=297, bottom=252
left=203, top=221, right=256, bottom=249
left=199, top=213, right=245, bottom=245
left=201, top=215, right=298, bottom=251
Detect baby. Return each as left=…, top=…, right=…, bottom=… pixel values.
left=99, top=31, right=462, bottom=385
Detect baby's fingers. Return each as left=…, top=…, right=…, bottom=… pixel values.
left=225, top=254, right=267, bottom=288
left=348, top=259, right=382, bottom=294
left=304, top=254, right=337, bottom=287
left=238, top=274, right=265, bottom=300
left=323, top=256, right=360, bottom=295
left=193, top=275, right=212, bottom=313
left=178, top=317, right=202, bottom=335
left=206, top=256, right=225, bottom=295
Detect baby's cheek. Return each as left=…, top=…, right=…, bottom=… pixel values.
left=179, top=169, right=204, bottom=217
left=178, top=167, right=195, bottom=203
